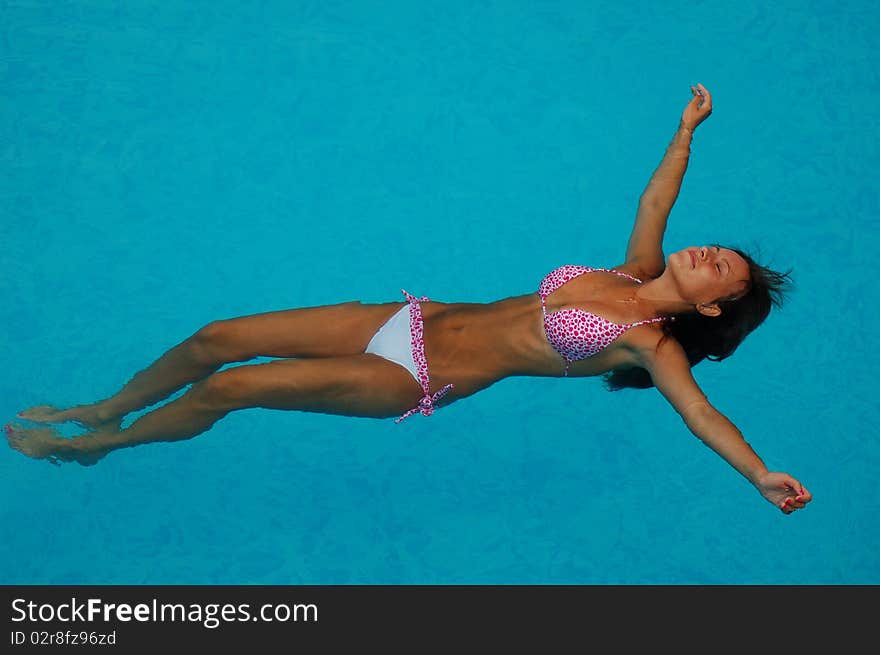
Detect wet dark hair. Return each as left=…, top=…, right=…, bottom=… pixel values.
left=602, top=243, right=794, bottom=391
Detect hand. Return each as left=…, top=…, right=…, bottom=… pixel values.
left=756, top=472, right=812, bottom=515
left=680, top=83, right=712, bottom=131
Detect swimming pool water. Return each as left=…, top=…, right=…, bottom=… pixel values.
left=2, top=1, right=878, bottom=584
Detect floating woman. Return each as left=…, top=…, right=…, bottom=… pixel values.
left=7, top=83, right=811, bottom=514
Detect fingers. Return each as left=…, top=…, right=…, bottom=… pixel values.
left=689, top=82, right=712, bottom=110
left=796, top=484, right=812, bottom=502
left=781, top=497, right=807, bottom=513
left=779, top=482, right=812, bottom=514
left=695, top=82, right=710, bottom=101
left=785, top=478, right=812, bottom=503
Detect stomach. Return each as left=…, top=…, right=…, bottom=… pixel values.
left=419, top=293, right=641, bottom=395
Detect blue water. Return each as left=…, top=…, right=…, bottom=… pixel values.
left=2, top=1, right=878, bottom=584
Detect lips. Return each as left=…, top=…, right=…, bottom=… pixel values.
left=689, top=250, right=696, bottom=268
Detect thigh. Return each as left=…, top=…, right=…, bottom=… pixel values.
left=202, top=300, right=407, bottom=360
left=208, top=354, right=426, bottom=419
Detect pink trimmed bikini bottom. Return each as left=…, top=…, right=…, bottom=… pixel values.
left=363, top=290, right=454, bottom=423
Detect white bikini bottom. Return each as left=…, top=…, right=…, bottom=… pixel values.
left=364, top=303, right=419, bottom=383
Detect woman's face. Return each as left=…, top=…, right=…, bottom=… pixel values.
left=669, top=245, right=751, bottom=312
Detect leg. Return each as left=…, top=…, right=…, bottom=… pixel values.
left=6, top=354, right=425, bottom=466
left=17, top=299, right=406, bottom=431
left=17, top=329, right=225, bottom=432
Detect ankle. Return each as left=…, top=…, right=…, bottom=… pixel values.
left=71, top=432, right=117, bottom=454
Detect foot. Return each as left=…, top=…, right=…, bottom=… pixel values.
left=5, top=422, right=107, bottom=467
left=16, top=404, right=122, bottom=433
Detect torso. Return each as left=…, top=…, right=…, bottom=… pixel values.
left=419, top=264, right=666, bottom=400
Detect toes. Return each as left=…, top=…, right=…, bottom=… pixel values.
left=5, top=426, right=25, bottom=451
left=16, top=406, right=109, bottom=431
left=18, top=405, right=55, bottom=418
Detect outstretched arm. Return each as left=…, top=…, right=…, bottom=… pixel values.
left=684, top=403, right=811, bottom=514
left=625, top=83, right=713, bottom=277
left=639, top=336, right=813, bottom=515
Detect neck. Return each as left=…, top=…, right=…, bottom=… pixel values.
left=632, top=274, right=695, bottom=316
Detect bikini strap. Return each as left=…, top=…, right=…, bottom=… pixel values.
left=395, top=289, right=455, bottom=424
left=601, top=268, right=643, bottom=284
left=628, top=315, right=673, bottom=327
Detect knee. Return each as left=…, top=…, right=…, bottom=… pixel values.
left=191, top=321, right=247, bottom=364
left=191, top=368, right=250, bottom=411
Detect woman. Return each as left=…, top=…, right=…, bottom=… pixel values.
left=7, top=83, right=811, bottom=515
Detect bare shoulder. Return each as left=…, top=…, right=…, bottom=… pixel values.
left=610, top=261, right=665, bottom=282
left=621, top=317, right=667, bottom=361
left=628, top=329, right=710, bottom=419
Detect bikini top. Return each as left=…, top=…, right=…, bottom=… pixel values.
left=538, top=265, right=670, bottom=376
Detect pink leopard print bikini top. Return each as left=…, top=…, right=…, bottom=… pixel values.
left=538, top=265, right=670, bottom=376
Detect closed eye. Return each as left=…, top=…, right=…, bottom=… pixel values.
left=714, top=246, right=727, bottom=276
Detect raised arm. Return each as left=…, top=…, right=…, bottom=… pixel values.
left=625, top=83, right=713, bottom=278
left=637, top=336, right=813, bottom=515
